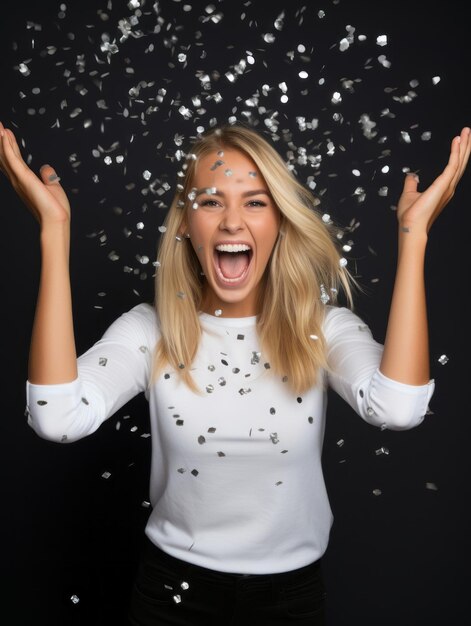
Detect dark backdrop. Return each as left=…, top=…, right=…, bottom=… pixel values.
left=0, top=1, right=468, bottom=625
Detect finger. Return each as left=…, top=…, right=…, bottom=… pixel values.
left=0, top=129, right=16, bottom=179
left=1, top=127, right=29, bottom=178
left=423, top=133, right=467, bottom=214
left=447, top=129, right=470, bottom=191
left=39, top=164, right=61, bottom=185
left=402, top=172, right=420, bottom=194
left=455, top=126, right=471, bottom=181
left=0, top=122, right=26, bottom=165
left=1, top=126, right=29, bottom=178
left=0, top=122, right=7, bottom=161
left=5, top=128, right=25, bottom=162
left=436, top=134, right=462, bottom=189
left=38, top=163, right=69, bottom=209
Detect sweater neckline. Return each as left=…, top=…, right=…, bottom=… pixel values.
left=198, top=312, right=257, bottom=328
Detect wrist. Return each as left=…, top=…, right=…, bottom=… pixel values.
left=40, top=219, right=70, bottom=238
left=397, top=224, right=428, bottom=248
left=40, top=221, right=71, bottom=255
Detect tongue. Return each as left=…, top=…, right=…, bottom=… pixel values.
left=218, top=252, right=249, bottom=279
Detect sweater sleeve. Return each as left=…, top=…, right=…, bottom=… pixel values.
left=323, top=306, right=434, bottom=430
left=25, top=302, right=158, bottom=443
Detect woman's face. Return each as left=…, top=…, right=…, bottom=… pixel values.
left=184, top=147, right=280, bottom=317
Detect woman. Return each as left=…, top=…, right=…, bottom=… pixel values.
left=0, top=121, right=469, bottom=625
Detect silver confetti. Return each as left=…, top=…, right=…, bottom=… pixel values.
left=320, top=284, right=330, bottom=304
left=251, top=351, right=261, bottom=364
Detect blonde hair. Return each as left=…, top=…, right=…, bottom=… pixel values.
left=152, top=123, right=355, bottom=394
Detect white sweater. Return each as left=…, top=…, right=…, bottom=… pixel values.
left=26, top=303, right=434, bottom=574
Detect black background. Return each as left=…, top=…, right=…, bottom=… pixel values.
left=0, top=1, right=469, bottom=624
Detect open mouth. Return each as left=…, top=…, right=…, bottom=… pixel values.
left=214, top=243, right=253, bottom=284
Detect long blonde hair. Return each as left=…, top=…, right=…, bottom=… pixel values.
left=152, top=123, right=355, bottom=394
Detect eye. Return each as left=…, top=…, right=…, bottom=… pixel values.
left=246, top=199, right=267, bottom=207
left=199, top=199, right=221, bottom=208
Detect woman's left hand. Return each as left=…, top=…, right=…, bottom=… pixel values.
left=396, top=126, right=470, bottom=234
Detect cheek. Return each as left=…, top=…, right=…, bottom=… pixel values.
left=189, top=237, right=206, bottom=261
left=187, top=219, right=204, bottom=244
left=188, top=221, right=211, bottom=260
left=258, top=215, right=280, bottom=258
left=189, top=210, right=221, bottom=247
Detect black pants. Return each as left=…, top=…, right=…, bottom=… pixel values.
left=128, top=536, right=326, bottom=625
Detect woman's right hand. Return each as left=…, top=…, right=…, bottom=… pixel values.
left=0, top=121, right=71, bottom=226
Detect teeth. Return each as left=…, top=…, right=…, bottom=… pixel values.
left=215, top=244, right=251, bottom=253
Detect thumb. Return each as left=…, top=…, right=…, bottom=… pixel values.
left=402, top=172, right=419, bottom=194
left=39, top=164, right=61, bottom=185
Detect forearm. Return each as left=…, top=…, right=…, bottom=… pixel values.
left=379, top=229, right=430, bottom=385
left=28, top=222, right=78, bottom=384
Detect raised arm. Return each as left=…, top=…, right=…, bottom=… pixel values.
left=0, top=121, right=78, bottom=384
left=380, top=127, right=470, bottom=384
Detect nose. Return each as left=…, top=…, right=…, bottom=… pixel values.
left=219, top=204, right=244, bottom=233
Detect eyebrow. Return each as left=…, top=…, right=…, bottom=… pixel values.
left=195, top=188, right=270, bottom=198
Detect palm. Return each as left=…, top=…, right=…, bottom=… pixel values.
left=396, top=127, right=470, bottom=233
left=0, top=122, right=71, bottom=225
